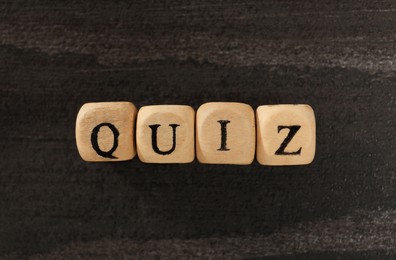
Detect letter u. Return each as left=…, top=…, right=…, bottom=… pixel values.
left=149, top=124, right=180, bottom=155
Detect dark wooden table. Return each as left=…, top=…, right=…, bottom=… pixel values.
left=1, top=1, right=395, bottom=259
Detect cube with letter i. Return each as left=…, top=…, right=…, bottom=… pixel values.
left=196, top=102, right=256, bottom=165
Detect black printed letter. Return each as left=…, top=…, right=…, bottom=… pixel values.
left=275, top=125, right=302, bottom=155
left=217, top=120, right=231, bottom=151
left=91, top=123, right=119, bottom=159
left=149, top=124, right=180, bottom=155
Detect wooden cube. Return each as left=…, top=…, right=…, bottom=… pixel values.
left=136, top=105, right=195, bottom=163
left=256, top=104, right=316, bottom=166
left=75, top=102, right=137, bottom=162
left=196, top=102, right=255, bottom=165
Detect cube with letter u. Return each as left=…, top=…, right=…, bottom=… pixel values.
left=136, top=105, right=195, bottom=163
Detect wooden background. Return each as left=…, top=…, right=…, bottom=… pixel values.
left=1, top=0, right=395, bottom=259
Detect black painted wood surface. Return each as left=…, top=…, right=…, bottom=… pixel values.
left=1, top=1, right=395, bottom=259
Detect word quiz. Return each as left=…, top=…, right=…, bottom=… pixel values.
left=76, top=102, right=316, bottom=165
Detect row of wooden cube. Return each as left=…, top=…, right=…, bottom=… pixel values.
left=76, top=102, right=316, bottom=165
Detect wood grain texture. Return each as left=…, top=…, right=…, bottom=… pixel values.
left=0, top=0, right=395, bottom=259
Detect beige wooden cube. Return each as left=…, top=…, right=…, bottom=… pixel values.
left=75, top=102, right=137, bottom=162
left=196, top=102, right=255, bottom=165
left=256, top=104, right=316, bottom=166
left=136, top=105, right=195, bottom=163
